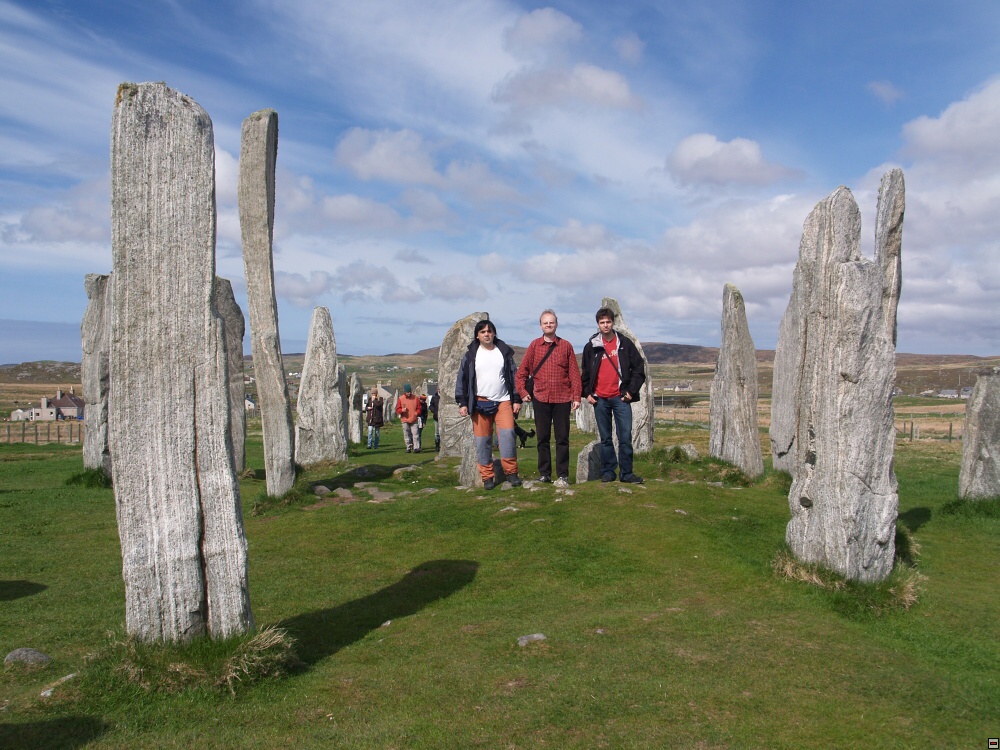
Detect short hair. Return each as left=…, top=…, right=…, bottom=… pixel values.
left=473, top=319, right=496, bottom=338
left=595, top=307, right=616, bottom=324
left=539, top=309, right=558, bottom=324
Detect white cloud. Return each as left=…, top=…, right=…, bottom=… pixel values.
left=614, top=33, right=644, bottom=64
left=1, top=177, right=109, bottom=246
left=478, top=252, right=508, bottom=273
left=667, top=133, right=799, bottom=186
left=537, top=219, right=613, bottom=250
left=419, top=273, right=488, bottom=300
left=331, top=260, right=422, bottom=303
left=503, top=8, right=582, bottom=60
left=334, top=127, right=442, bottom=185
left=394, top=248, right=431, bottom=264
left=494, top=63, right=641, bottom=113
left=321, top=194, right=403, bottom=228
left=867, top=80, right=904, bottom=106
left=274, top=270, right=335, bottom=307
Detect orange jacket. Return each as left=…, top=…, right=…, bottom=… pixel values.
left=395, top=392, right=420, bottom=424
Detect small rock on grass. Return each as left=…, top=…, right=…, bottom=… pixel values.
left=517, top=633, right=546, bottom=647
left=5, top=648, right=50, bottom=666
left=313, top=485, right=331, bottom=496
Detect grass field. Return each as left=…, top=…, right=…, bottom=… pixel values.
left=1, top=423, right=997, bottom=748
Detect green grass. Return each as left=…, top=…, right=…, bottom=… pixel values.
left=1, top=426, right=997, bottom=748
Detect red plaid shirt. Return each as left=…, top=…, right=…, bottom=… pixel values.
left=515, top=336, right=582, bottom=404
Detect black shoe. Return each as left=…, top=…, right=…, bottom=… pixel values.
left=508, top=474, right=522, bottom=487
left=538, top=475, right=551, bottom=483
left=414, top=449, right=421, bottom=453
left=484, top=478, right=496, bottom=491
left=620, top=474, right=644, bottom=484
left=406, top=447, right=412, bottom=453
left=601, top=474, right=616, bottom=483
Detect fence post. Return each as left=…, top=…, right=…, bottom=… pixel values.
left=57, top=424, right=61, bottom=444
left=909, top=422, right=914, bottom=441
left=35, top=423, right=39, bottom=445
left=22, top=422, right=26, bottom=443
left=949, top=422, right=953, bottom=442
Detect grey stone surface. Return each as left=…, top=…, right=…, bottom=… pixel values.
left=575, top=399, right=595, bottom=433
left=295, top=307, right=348, bottom=464
left=959, top=368, right=1000, bottom=499
left=214, top=277, right=246, bottom=472
left=600, top=297, right=654, bottom=453
left=5, top=648, right=51, bottom=666
left=517, top=633, right=546, bottom=647
left=458, top=426, right=481, bottom=488
left=784, top=171, right=904, bottom=583
left=347, top=371, right=364, bottom=444
left=82, top=273, right=112, bottom=475
left=110, top=81, right=253, bottom=641
left=665, top=443, right=700, bottom=460
left=575, top=439, right=603, bottom=483
left=709, top=284, right=764, bottom=478
left=439, top=312, right=487, bottom=458
left=239, top=108, right=295, bottom=496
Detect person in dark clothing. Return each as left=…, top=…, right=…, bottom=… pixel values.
left=580, top=306, right=645, bottom=484
left=366, top=388, right=384, bottom=449
left=429, top=391, right=440, bottom=450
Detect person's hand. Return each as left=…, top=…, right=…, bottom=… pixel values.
left=623, top=393, right=632, bottom=403
left=522, top=394, right=532, bottom=402
left=459, top=406, right=469, bottom=417
left=512, top=402, right=521, bottom=416
left=586, top=395, right=597, bottom=405
left=571, top=400, right=580, bottom=411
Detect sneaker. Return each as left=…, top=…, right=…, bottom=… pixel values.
left=553, top=477, right=570, bottom=488
left=508, top=474, right=522, bottom=487
left=406, top=447, right=412, bottom=453
left=601, top=474, right=616, bottom=483
left=483, top=477, right=496, bottom=490
left=538, top=475, right=551, bottom=483
left=414, top=449, right=421, bottom=453
left=620, top=474, right=645, bottom=484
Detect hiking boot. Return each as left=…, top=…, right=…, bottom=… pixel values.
left=538, top=475, right=551, bottom=483
left=601, top=474, right=616, bottom=483
left=553, top=477, right=570, bottom=488
left=620, top=473, right=645, bottom=484
left=483, top=478, right=496, bottom=490
left=508, top=474, right=522, bottom=487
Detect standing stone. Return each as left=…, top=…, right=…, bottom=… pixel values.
left=82, top=273, right=112, bottom=475
left=600, top=298, right=654, bottom=453
left=575, top=439, right=602, bottom=483
left=709, top=284, right=763, bottom=478
left=458, top=431, right=481, bottom=487
left=239, top=108, right=295, bottom=496
left=214, top=277, right=246, bottom=472
left=959, top=367, right=1000, bottom=499
left=575, top=399, right=596, bottom=433
left=438, top=312, right=487, bottom=458
left=784, top=170, right=904, bottom=582
left=347, top=371, right=364, bottom=444
left=110, top=81, right=253, bottom=641
left=295, top=307, right=348, bottom=464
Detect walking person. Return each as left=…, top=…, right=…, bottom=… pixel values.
left=581, top=306, right=645, bottom=484
left=416, top=394, right=428, bottom=446
left=515, top=309, right=581, bottom=488
left=429, top=390, right=441, bottom=451
left=365, top=387, right=384, bottom=449
left=396, top=383, right=422, bottom=453
left=455, top=320, right=522, bottom=490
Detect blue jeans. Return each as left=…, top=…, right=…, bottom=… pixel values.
left=593, top=396, right=633, bottom=479
left=367, top=425, right=380, bottom=448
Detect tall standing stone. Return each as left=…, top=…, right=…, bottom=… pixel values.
left=295, top=307, right=348, bottom=464
left=709, top=284, right=763, bottom=478
left=214, top=277, right=246, bottom=472
left=347, top=371, right=364, bottom=444
left=438, top=312, right=487, bottom=457
left=575, top=399, right=596, bottom=433
left=600, top=297, right=654, bottom=453
left=110, top=82, right=253, bottom=641
left=82, top=273, right=112, bottom=475
left=959, top=367, right=1000, bottom=499
left=239, top=108, right=295, bottom=496
left=784, top=170, right=904, bottom=582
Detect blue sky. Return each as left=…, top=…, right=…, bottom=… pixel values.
left=2, top=0, right=999, bottom=363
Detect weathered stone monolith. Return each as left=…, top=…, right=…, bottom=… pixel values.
left=783, top=170, right=904, bottom=582
left=709, top=284, right=763, bottom=478
left=295, top=307, right=348, bottom=464
left=575, top=439, right=602, bottom=483
left=600, top=298, right=654, bottom=453
left=239, top=108, right=295, bottom=496
left=959, top=367, right=1000, bottom=499
left=110, top=81, right=253, bottom=641
left=439, top=312, right=487, bottom=457
left=575, top=398, right=596, bottom=433
left=82, top=273, right=112, bottom=475
left=214, top=277, right=246, bottom=472
left=347, top=372, right=364, bottom=444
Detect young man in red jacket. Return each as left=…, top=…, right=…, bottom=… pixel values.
left=396, top=383, right=421, bottom=453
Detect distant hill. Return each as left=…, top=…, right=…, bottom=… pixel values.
left=0, top=361, right=81, bottom=384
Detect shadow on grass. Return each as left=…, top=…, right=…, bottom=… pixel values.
left=898, top=506, right=932, bottom=532
left=279, top=559, right=479, bottom=666
left=0, top=716, right=108, bottom=749
left=0, top=580, right=47, bottom=601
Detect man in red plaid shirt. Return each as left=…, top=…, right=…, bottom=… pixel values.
left=515, top=309, right=582, bottom=487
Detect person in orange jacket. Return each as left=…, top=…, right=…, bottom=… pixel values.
left=396, top=383, right=422, bottom=453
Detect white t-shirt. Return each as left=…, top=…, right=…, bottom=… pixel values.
left=475, top=345, right=509, bottom=401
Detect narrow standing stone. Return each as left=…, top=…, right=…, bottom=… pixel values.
left=239, top=108, right=295, bottom=496
left=82, top=273, right=112, bottom=475
left=347, top=371, right=364, bottom=444
left=709, top=283, right=763, bottom=478
left=295, top=307, right=348, bottom=464
left=110, top=81, right=253, bottom=641
left=438, top=312, right=487, bottom=457
left=959, top=367, right=1000, bottom=499
left=784, top=170, right=904, bottom=582
left=214, top=277, right=246, bottom=472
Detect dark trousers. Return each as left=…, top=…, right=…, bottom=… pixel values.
left=533, top=401, right=571, bottom=479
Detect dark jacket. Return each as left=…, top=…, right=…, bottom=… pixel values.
left=429, top=392, right=439, bottom=420
left=581, top=330, right=645, bottom=401
left=455, top=337, right=522, bottom=413
left=366, top=397, right=384, bottom=427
